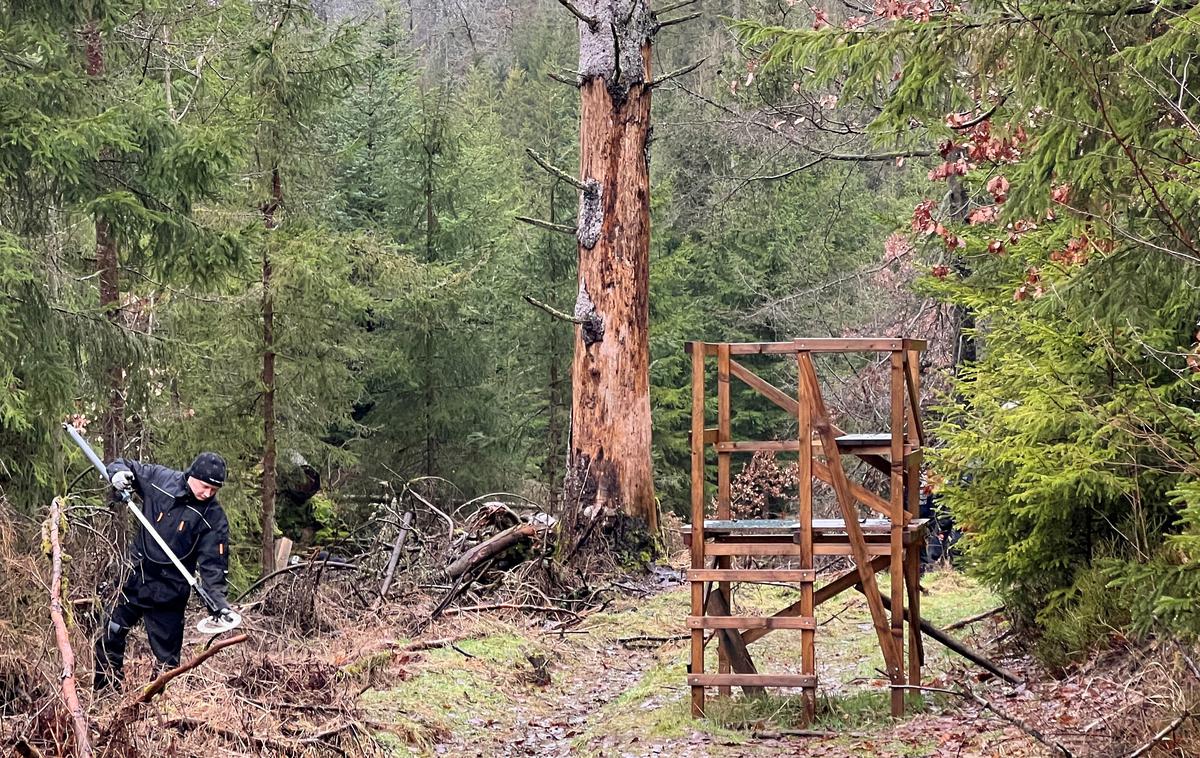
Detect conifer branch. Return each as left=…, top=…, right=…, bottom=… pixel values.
left=655, top=0, right=700, bottom=16
left=523, top=295, right=587, bottom=324
left=525, top=149, right=586, bottom=190
left=515, top=216, right=578, bottom=235
left=556, top=0, right=598, bottom=28
left=654, top=12, right=702, bottom=31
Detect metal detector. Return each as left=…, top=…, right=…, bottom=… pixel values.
left=63, top=423, right=242, bottom=635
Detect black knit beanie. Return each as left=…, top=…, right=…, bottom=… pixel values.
left=187, top=452, right=227, bottom=487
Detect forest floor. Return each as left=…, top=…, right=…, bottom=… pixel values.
left=356, top=566, right=1181, bottom=758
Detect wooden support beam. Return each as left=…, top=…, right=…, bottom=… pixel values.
left=687, top=569, right=816, bottom=582
left=689, top=342, right=706, bottom=716
left=741, top=556, right=890, bottom=645
left=689, top=616, right=816, bottom=630
left=696, top=617, right=804, bottom=634
left=889, top=349, right=907, bottom=717
left=688, top=674, right=817, bottom=688
left=716, top=344, right=732, bottom=694
left=798, top=353, right=902, bottom=678
left=797, top=349, right=817, bottom=720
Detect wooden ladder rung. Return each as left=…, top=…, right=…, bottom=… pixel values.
left=687, top=615, right=816, bottom=630
left=704, top=542, right=804, bottom=557
left=687, top=569, right=816, bottom=582
left=688, top=673, right=817, bottom=688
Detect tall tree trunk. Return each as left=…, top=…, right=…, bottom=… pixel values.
left=86, top=20, right=128, bottom=552
left=545, top=184, right=566, bottom=503
left=260, top=167, right=281, bottom=575
left=422, top=136, right=436, bottom=478
left=568, top=0, right=657, bottom=537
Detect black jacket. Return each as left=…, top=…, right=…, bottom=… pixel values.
left=107, top=458, right=230, bottom=609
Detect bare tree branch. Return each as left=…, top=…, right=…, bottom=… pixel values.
left=523, top=295, right=587, bottom=324
left=648, top=59, right=705, bottom=89
left=556, top=0, right=597, bottom=28
left=655, top=0, right=700, bottom=16
left=1126, top=712, right=1192, bottom=758
left=655, top=11, right=702, bottom=31
left=547, top=71, right=581, bottom=87
left=515, top=216, right=578, bottom=235
left=894, top=684, right=1074, bottom=757
left=525, top=148, right=586, bottom=190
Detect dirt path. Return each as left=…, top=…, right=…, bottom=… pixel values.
left=361, top=569, right=1146, bottom=757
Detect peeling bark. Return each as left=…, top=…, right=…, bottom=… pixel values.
left=568, top=0, right=657, bottom=538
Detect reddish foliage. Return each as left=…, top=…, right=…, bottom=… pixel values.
left=968, top=204, right=999, bottom=225
left=931, top=264, right=950, bottom=279
left=928, top=159, right=969, bottom=181
left=911, top=199, right=938, bottom=234
left=987, top=175, right=1010, bottom=203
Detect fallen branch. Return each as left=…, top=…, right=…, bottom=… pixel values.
left=233, top=559, right=359, bottom=603
left=446, top=522, right=539, bottom=579
left=441, top=603, right=583, bottom=619
left=944, top=605, right=1004, bottom=632
left=895, top=684, right=1074, bottom=757
left=752, top=729, right=839, bottom=739
left=866, top=588, right=1022, bottom=684
left=98, top=633, right=249, bottom=756
left=167, top=716, right=354, bottom=754
left=44, top=497, right=93, bottom=758
left=618, top=633, right=689, bottom=648
left=1126, top=712, right=1192, bottom=758
left=377, top=511, right=414, bottom=602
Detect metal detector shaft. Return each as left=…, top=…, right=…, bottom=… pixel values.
left=61, top=423, right=217, bottom=611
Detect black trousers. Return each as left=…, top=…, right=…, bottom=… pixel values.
left=94, top=595, right=186, bottom=691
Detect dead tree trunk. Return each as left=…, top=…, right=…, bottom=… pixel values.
left=567, top=0, right=658, bottom=539
left=46, top=498, right=93, bottom=758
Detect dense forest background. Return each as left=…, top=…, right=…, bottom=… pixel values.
left=4, top=0, right=1200, bottom=665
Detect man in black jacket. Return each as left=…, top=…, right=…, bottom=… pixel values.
left=93, top=452, right=233, bottom=691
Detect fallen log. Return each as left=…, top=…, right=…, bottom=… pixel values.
left=861, top=587, right=1023, bottom=685
left=446, top=523, right=540, bottom=579
left=44, top=497, right=93, bottom=758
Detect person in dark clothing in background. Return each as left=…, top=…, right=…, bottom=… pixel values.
left=93, top=452, right=233, bottom=691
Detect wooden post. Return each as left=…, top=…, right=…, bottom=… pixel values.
left=905, top=350, right=923, bottom=703
left=689, top=342, right=706, bottom=717
left=889, top=349, right=906, bottom=717
left=796, top=350, right=816, bottom=721
left=273, top=536, right=293, bottom=570
left=716, top=343, right=732, bottom=696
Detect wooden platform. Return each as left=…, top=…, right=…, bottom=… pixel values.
left=685, top=338, right=927, bottom=722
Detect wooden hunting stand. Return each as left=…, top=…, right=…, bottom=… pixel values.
left=682, top=338, right=928, bottom=721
